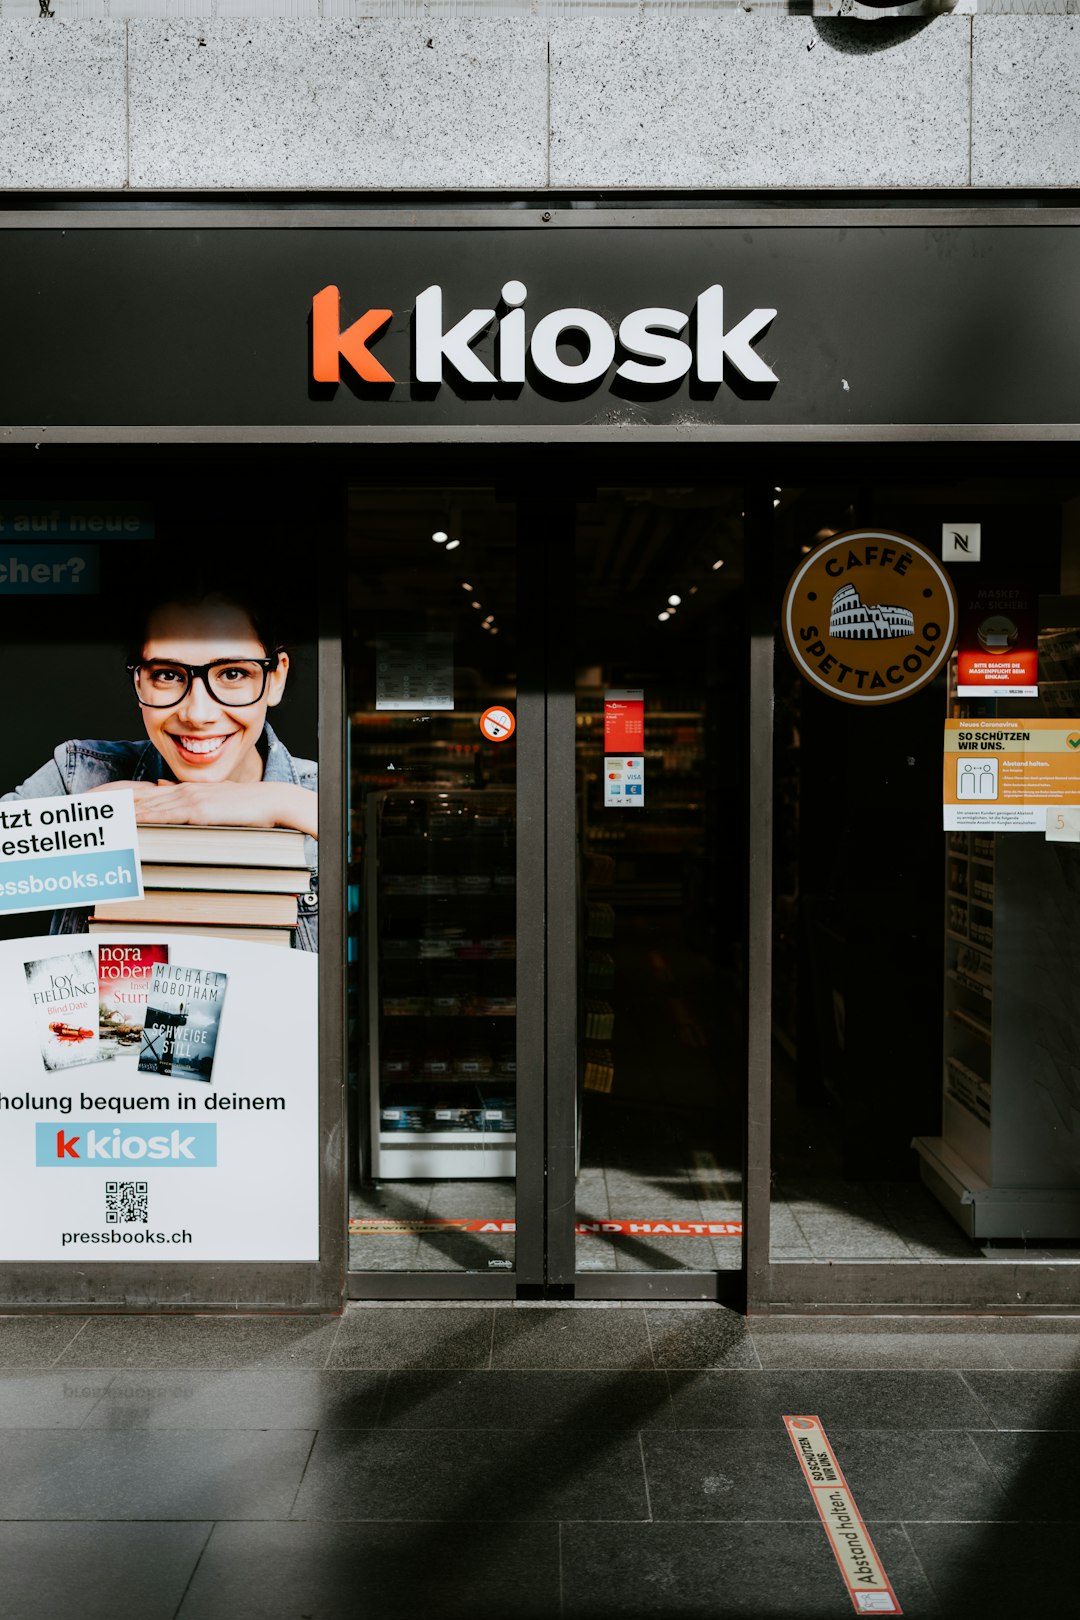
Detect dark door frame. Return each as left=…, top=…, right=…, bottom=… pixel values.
left=344, top=474, right=758, bottom=1305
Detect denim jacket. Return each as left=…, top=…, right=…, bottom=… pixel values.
left=2, top=723, right=318, bottom=951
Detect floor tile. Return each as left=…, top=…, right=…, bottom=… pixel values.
left=329, top=1308, right=493, bottom=1369
left=646, top=1309, right=759, bottom=1371
left=823, top=1428, right=1006, bottom=1521
left=711, top=1238, right=742, bottom=1272
left=80, top=1369, right=384, bottom=1430
left=995, top=1331, right=1080, bottom=1371
left=0, top=1429, right=314, bottom=1519
left=414, top=1234, right=514, bottom=1270
left=751, top=1329, right=1008, bottom=1371
left=644, top=1425, right=1004, bottom=1525
left=614, top=1237, right=718, bottom=1273
left=561, top=1519, right=941, bottom=1617
left=492, top=1306, right=652, bottom=1369
left=291, top=1428, right=648, bottom=1521
left=642, top=1429, right=813, bottom=1521
left=349, top=1183, right=432, bottom=1219
left=963, top=1370, right=1080, bottom=1431
left=55, top=1315, right=341, bottom=1369
left=969, top=1429, right=1080, bottom=1520
left=0, top=1522, right=210, bottom=1620
left=907, top=1520, right=1069, bottom=1616
left=177, top=1520, right=560, bottom=1619
left=667, top=1370, right=994, bottom=1431
left=750, top=1316, right=998, bottom=1336
left=574, top=1242, right=620, bottom=1272
left=348, top=1235, right=422, bottom=1271
left=0, top=1316, right=89, bottom=1368
left=377, top=1370, right=674, bottom=1430
left=0, top=1371, right=115, bottom=1427
left=426, top=1179, right=516, bottom=1217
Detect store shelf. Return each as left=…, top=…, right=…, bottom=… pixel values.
left=948, top=1007, right=992, bottom=1044
left=364, top=786, right=517, bottom=1182
left=380, top=1131, right=517, bottom=1146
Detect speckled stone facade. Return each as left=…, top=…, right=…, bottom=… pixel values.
left=0, top=15, right=1076, bottom=190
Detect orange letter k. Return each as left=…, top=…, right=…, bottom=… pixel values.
left=312, top=286, right=394, bottom=383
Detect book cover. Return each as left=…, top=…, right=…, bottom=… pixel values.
left=24, top=949, right=100, bottom=1071
left=97, top=943, right=169, bottom=1060
left=138, top=963, right=228, bottom=1084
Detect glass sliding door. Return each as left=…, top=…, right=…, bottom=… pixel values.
left=571, top=487, right=747, bottom=1282
left=344, top=473, right=752, bottom=1300
left=346, top=486, right=524, bottom=1279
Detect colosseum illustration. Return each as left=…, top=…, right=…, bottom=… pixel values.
left=829, top=583, right=914, bottom=641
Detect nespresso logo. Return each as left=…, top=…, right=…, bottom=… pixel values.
left=312, top=282, right=777, bottom=389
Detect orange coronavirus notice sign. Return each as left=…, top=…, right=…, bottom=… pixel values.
left=943, top=718, right=1080, bottom=831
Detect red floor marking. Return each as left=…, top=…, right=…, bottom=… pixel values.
left=349, top=1217, right=743, bottom=1237
left=783, top=1416, right=902, bottom=1615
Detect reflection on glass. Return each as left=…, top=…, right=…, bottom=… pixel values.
left=347, top=489, right=518, bottom=1274
left=770, top=478, right=1080, bottom=1267
left=574, top=489, right=746, bottom=1274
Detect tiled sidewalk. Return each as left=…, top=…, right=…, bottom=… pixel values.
left=1, top=1307, right=1079, bottom=1618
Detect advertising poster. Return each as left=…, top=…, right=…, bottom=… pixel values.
left=604, top=688, right=645, bottom=808
left=956, top=584, right=1038, bottom=698
left=0, top=503, right=319, bottom=1262
left=943, top=718, right=1080, bottom=832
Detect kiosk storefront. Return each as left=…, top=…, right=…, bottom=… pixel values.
left=1, top=205, right=1079, bottom=1313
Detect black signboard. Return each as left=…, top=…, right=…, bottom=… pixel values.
left=1, top=222, right=1078, bottom=431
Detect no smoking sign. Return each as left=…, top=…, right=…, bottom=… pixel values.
left=479, top=706, right=515, bottom=742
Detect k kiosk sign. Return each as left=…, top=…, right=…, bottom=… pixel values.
left=1, top=216, right=1080, bottom=434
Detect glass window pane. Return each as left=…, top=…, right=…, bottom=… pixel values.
left=347, top=488, right=518, bottom=1274
left=771, top=475, right=1080, bottom=1269
left=574, top=487, right=745, bottom=1275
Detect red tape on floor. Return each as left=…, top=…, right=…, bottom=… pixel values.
left=349, top=1217, right=743, bottom=1236
left=783, top=1415, right=902, bottom=1615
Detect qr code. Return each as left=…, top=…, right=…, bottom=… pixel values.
left=105, top=1181, right=148, bottom=1224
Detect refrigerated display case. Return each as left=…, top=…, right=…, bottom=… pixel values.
left=363, top=788, right=517, bottom=1180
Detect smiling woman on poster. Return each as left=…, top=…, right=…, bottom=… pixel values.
left=1, top=582, right=318, bottom=951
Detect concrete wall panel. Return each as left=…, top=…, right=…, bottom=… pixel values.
left=128, top=19, right=547, bottom=189
left=973, top=18, right=1080, bottom=187
left=549, top=17, right=972, bottom=189
left=0, top=21, right=126, bottom=189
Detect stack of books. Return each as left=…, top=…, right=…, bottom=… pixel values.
left=90, top=824, right=312, bottom=948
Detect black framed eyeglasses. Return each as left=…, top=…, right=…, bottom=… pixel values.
left=127, top=656, right=279, bottom=709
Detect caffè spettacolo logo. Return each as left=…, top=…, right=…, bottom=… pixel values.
left=782, top=529, right=958, bottom=705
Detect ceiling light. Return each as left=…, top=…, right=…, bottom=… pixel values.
left=471, top=601, right=482, bottom=610
left=658, top=611, right=670, bottom=622
left=689, top=586, right=698, bottom=595
left=667, top=594, right=681, bottom=607
left=712, top=559, right=725, bottom=570
left=432, top=531, right=448, bottom=544
left=445, top=539, right=460, bottom=551
left=461, top=582, right=473, bottom=591
left=490, top=628, right=499, bottom=635
left=774, top=487, right=782, bottom=493
left=773, top=499, right=781, bottom=508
